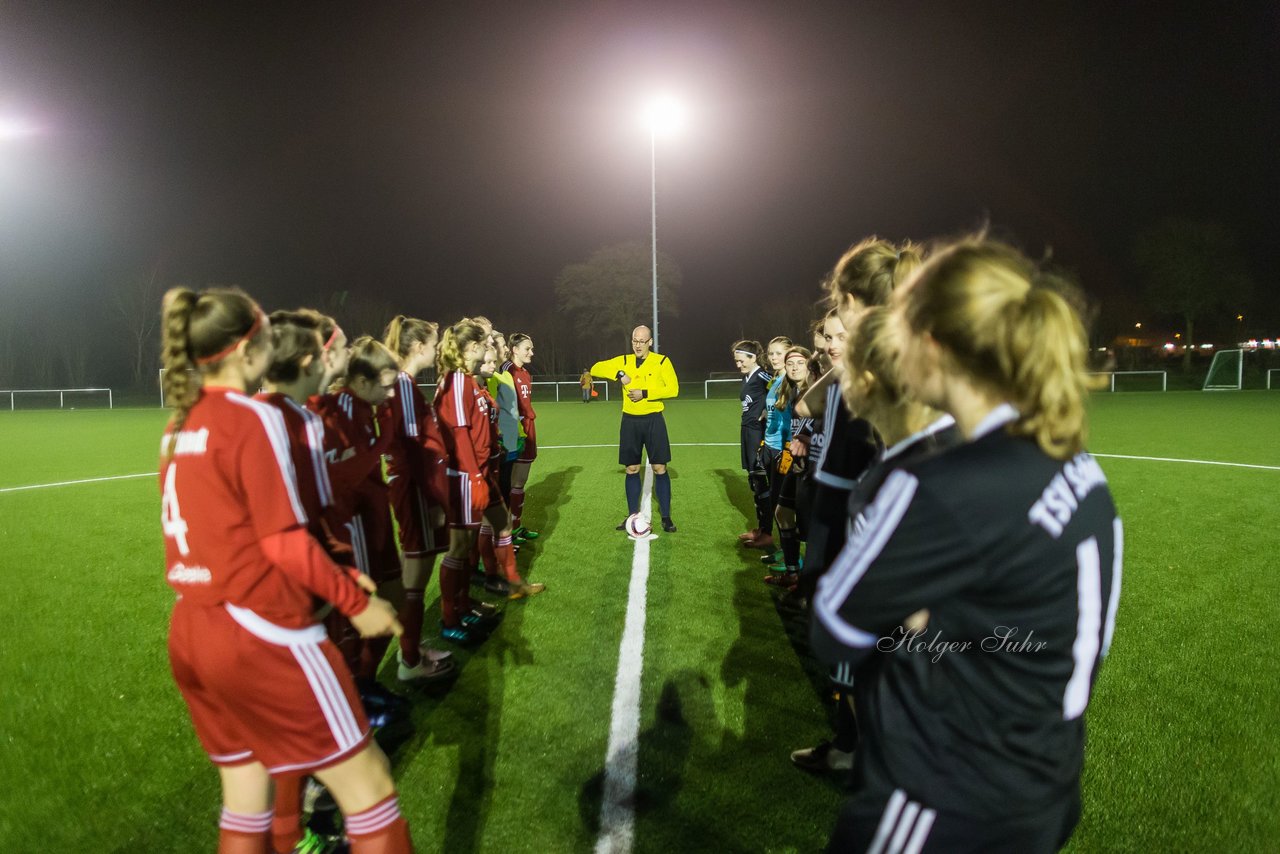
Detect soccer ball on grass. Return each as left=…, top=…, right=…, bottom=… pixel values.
left=625, top=513, right=652, bottom=538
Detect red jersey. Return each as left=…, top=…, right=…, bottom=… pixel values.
left=503, top=361, right=537, bottom=427
left=381, top=373, right=448, bottom=486
left=160, top=387, right=359, bottom=628
left=254, top=392, right=335, bottom=525
left=433, top=370, right=496, bottom=476
left=308, top=390, right=390, bottom=518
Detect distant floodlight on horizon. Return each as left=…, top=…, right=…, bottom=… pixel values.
left=643, top=95, right=685, bottom=137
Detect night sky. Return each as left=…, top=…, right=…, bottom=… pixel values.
left=1, top=1, right=1275, bottom=380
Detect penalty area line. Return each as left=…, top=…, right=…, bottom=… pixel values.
left=595, top=461, right=654, bottom=854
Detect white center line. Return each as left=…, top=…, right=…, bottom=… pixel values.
left=595, top=462, right=654, bottom=854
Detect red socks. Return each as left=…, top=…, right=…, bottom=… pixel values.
left=270, top=776, right=303, bottom=853
left=347, top=794, right=414, bottom=853
left=439, top=557, right=464, bottom=627
left=495, top=534, right=521, bottom=583
left=478, top=526, right=498, bottom=578
left=398, top=587, right=425, bottom=667
left=509, top=487, right=526, bottom=528
left=218, top=807, right=272, bottom=854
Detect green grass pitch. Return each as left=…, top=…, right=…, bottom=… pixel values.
left=0, top=392, right=1277, bottom=851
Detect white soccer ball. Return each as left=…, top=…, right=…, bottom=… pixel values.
left=625, top=513, right=652, bottom=538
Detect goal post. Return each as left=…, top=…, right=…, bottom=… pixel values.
left=1087, top=371, right=1167, bottom=392
left=704, top=378, right=741, bottom=399
left=1203, top=349, right=1244, bottom=391
left=2, top=388, right=114, bottom=410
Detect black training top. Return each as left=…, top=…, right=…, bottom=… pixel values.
left=740, top=366, right=771, bottom=427
left=812, top=383, right=880, bottom=490
left=812, top=404, right=1121, bottom=819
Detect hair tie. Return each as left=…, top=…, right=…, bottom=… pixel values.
left=323, top=325, right=344, bottom=351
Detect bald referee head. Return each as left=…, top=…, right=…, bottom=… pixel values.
left=631, top=325, right=653, bottom=359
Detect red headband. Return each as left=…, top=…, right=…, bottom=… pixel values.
left=195, top=312, right=265, bottom=366
left=323, top=324, right=344, bottom=351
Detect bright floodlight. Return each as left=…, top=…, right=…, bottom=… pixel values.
left=643, top=96, right=684, bottom=137
left=0, top=117, right=39, bottom=141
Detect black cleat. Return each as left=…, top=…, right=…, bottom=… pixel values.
left=661, top=517, right=677, bottom=533
left=616, top=520, right=628, bottom=531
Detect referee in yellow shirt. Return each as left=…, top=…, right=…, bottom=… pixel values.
left=590, top=325, right=680, bottom=532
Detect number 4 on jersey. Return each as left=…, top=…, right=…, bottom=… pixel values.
left=162, top=463, right=191, bottom=556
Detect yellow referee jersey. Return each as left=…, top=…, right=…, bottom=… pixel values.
left=589, top=352, right=680, bottom=415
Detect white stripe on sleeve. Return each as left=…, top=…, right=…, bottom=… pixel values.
left=228, top=393, right=307, bottom=525
left=1064, top=536, right=1103, bottom=720
left=1102, top=518, right=1123, bottom=657
left=814, top=470, right=919, bottom=649
left=453, top=372, right=468, bottom=426
left=398, top=374, right=419, bottom=437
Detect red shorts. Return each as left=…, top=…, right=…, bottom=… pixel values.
left=446, top=469, right=503, bottom=529
left=341, top=506, right=401, bottom=584
left=388, top=478, right=447, bottom=558
left=168, top=600, right=370, bottom=775
left=518, top=422, right=538, bottom=463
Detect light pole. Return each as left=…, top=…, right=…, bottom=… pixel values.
left=650, top=122, right=658, bottom=352
left=643, top=96, right=683, bottom=354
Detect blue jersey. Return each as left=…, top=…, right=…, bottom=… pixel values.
left=763, top=374, right=790, bottom=450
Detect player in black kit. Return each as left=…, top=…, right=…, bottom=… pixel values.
left=732, top=339, right=773, bottom=543
left=812, top=239, right=1122, bottom=853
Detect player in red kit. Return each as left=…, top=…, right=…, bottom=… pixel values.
left=158, top=287, right=414, bottom=854
left=315, top=338, right=423, bottom=712
left=434, top=320, right=545, bottom=643
left=503, top=333, right=539, bottom=543
left=256, top=310, right=360, bottom=854
left=381, top=315, right=457, bottom=684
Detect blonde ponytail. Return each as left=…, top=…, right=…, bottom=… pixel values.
left=826, top=238, right=925, bottom=308
left=436, top=320, right=486, bottom=374
left=901, top=239, right=1091, bottom=459
left=1006, top=286, right=1090, bottom=458
left=160, top=288, right=201, bottom=455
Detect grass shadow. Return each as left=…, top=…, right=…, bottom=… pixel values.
left=578, top=673, right=723, bottom=851
left=374, top=573, right=534, bottom=852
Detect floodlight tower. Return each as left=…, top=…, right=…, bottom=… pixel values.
left=643, top=96, right=683, bottom=353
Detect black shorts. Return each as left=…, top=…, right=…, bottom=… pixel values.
left=828, top=784, right=1081, bottom=854
left=619, top=412, right=672, bottom=466
left=741, top=424, right=764, bottom=471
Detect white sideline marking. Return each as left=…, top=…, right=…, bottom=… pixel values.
left=1091, top=453, right=1280, bottom=472
left=539, top=443, right=736, bottom=449
left=595, top=463, right=655, bottom=854
left=4, top=447, right=1275, bottom=496
left=0, top=472, right=153, bottom=494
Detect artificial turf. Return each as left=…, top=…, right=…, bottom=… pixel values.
left=0, top=391, right=1277, bottom=851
